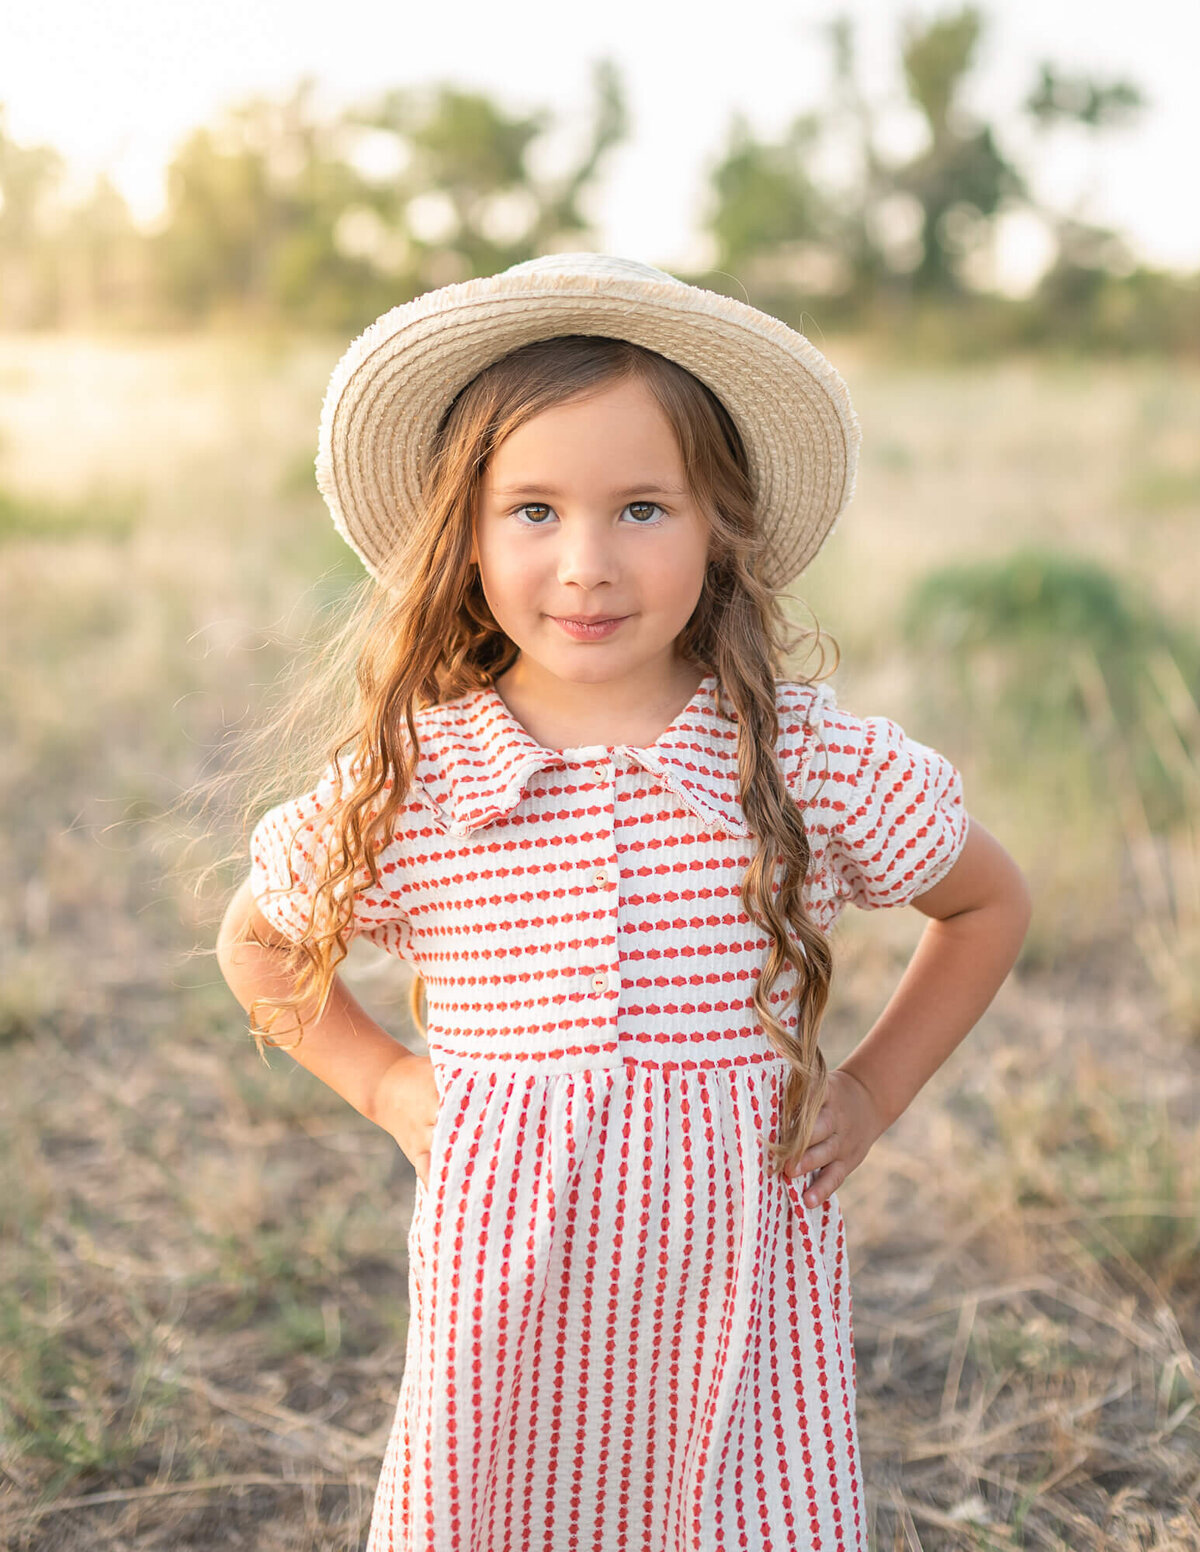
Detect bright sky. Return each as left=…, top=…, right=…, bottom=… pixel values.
left=3, top=0, right=1195, bottom=286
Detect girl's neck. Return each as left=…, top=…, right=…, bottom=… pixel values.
left=493, top=656, right=708, bottom=752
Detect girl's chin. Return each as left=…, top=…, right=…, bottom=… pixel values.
left=508, top=648, right=647, bottom=688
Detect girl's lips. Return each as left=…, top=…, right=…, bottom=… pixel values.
left=549, top=615, right=629, bottom=640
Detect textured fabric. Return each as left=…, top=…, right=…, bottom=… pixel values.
left=249, top=675, right=969, bottom=1552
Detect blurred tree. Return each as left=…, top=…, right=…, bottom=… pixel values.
left=148, top=62, right=625, bottom=328
left=1020, top=64, right=1147, bottom=337
left=52, top=175, right=150, bottom=329
left=1024, top=65, right=1144, bottom=133
left=702, top=9, right=1025, bottom=314
left=892, top=6, right=1023, bottom=295
left=154, top=77, right=375, bottom=327
left=699, top=7, right=1163, bottom=335
left=823, top=15, right=890, bottom=300
left=343, top=58, right=626, bottom=303
left=706, top=112, right=830, bottom=278
left=0, top=109, right=66, bottom=326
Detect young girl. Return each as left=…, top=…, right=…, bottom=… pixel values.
left=216, top=253, right=1031, bottom=1552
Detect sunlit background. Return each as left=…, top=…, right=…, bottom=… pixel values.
left=4, top=0, right=1200, bottom=277
left=1, top=0, right=1198, bottom=332
left=2, top=4, right=1198, bottom=1549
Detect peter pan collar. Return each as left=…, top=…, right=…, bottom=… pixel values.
left=410, top=674, right=751, bottom=841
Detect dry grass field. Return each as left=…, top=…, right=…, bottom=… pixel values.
left=0, top=333, right=1198, bottom=1550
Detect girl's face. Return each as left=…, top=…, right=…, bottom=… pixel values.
left=473, top=374, right=711, bottom=696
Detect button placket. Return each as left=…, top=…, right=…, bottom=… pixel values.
left=582, top=757, right=621, bottom=1008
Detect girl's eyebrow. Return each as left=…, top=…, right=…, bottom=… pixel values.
left=490, top=482, right=688, bottom=499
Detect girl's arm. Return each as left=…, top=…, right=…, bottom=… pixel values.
left=215, top=879, right=440, bottom=1180
left=792, top=818, right=1032, bottom=1204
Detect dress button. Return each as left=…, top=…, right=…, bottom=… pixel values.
left=591, top=973, right=608, bottom=993
left=592, top=869, right=611, bottom=889
left=592, top=763, right=607, bottom=783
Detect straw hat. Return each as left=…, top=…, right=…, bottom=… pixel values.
left=315, top=252, right=860, bottom=591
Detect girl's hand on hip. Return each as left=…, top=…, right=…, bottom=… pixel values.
left=787, top=1068, right=886, bottom=1208
left=373, top=1053, right=441, bottom=1188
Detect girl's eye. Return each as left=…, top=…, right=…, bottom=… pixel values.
left=509, top=501, right=667, bottom=525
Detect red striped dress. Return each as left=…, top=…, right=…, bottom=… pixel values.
left=249, top=674, right=969, bottom=1552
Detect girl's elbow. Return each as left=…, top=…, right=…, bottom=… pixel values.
left=1008, top=863, right=1035, bottom=936
left=215, top=881, right=251, bottom=964
left=915, top=819, right=1029, bottom=924
left=982, top=846, right=1033, bottom=936
left=215, top=887, right=291, bottom=956
left=215, top=877, right=290, bottom=971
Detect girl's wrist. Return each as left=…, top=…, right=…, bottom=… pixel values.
left=366, top=1048, right=426, bottom=1128
left=835, top=1061, right=897, bottom=1135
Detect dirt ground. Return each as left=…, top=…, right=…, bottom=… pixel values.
left=2, top=936, right=1198, bottom=1550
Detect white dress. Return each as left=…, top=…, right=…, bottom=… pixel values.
left=250, top=675, right=969, bottom=1552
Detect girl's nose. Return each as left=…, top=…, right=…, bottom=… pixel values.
left=556, top=523, right=616, bottom=590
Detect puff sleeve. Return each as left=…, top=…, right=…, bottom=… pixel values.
left=792, top=686, right=970, bottom=912
left=248, top=760, right=413, bottom=959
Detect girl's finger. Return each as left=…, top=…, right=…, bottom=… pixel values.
left=804, top=1160, right=845, bottom=1207
left=792, top=1115, right=833, bottom=1162
left=797, top=1132, right=839, bottom=1174
left=783, top=1107, right=836, bottom=1176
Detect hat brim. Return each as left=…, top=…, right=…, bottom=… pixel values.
left=316, top=265, right=860, bottom=591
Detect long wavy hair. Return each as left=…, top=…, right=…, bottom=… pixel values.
left=243, top=333, right=839, bottom=1175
